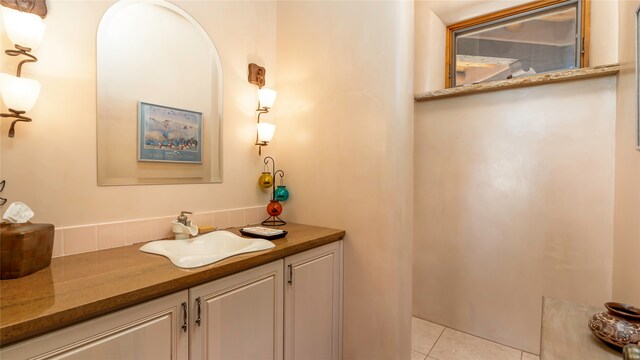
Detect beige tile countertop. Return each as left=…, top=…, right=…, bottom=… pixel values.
left=0, top=223, right=345, bottom=346
left=541, top=297, right=621, bottom=360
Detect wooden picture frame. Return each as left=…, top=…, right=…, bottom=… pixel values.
left=137, top=102, right=203, bottom=164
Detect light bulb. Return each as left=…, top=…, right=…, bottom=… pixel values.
left=0, top=74, right=41, bottom=111
left=257, top=122, right=276, bottom=143
left=258, top=88, right=277, bottom=109
left=1, top=6, right=45, bottom=50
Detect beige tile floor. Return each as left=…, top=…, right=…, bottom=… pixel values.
left=412, top=317, right=540, bottom=360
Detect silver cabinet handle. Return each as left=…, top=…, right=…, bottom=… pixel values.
left=181, top=302, right=188, bottom=332
left=195, top=297, right=201, bottom=327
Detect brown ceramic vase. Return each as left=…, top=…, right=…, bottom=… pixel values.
left=588, top=302, right=640, bottom=349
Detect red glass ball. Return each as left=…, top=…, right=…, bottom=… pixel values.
left=266, top=200, right=283, bottom=216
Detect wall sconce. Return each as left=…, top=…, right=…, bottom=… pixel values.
left=248, top=63, right=277, bottom=155
left=0, top=0, right=47, bottom=138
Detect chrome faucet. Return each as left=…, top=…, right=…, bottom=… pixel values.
left=177, top=211, right=192, bottom=226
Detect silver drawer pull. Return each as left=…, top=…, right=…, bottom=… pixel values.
left=195, top=297, right=201, bottom=327
left=181, top=302, right=188, bottom=332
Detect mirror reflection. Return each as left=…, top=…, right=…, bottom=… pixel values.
left=97, top=0, right=222, bottom=185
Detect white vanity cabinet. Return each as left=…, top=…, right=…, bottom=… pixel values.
left=188, top=241, right=343, bottom=360
left=0, top=290, right=189, bottom=359
left=189, top=260, right=284, bottom=360
left=1, top=240, right=342, bottom=360
left=284, top=241, right=342, bottom=360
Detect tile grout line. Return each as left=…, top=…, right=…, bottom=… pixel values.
left=412, top=318, right=537, bottom=360
left=439, top=324, right=528, bottom=355
left=412, top=349, right=428, bottom=360
left=426, top=326, right=447, bottom=357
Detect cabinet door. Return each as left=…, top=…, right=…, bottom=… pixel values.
left=1, top=290, right=189, bottom=360
left=190, top=260, right=283, bottom=360
left=284, top=241, right=342, bottom=360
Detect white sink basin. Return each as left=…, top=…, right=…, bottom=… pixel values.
left=139, top=230, right=275, bottom=268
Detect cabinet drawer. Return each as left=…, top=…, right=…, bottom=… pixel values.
left=1, top=291, right=188, bottom=360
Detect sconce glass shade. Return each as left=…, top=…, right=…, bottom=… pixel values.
left=1, top=6, right=46, bottom=50
left=258, top=88, right=277, bottom=109
left=257, top=122, right=276, bottom=143
left=0, top=74, right=41, bottom=111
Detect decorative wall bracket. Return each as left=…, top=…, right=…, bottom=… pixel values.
left=248, top=63, right=276, bottom=155
left=1, top=110, right=32, bottom=138
left=255, top=107, right=269, bottom=155
left=248, top=63, right=266, bottom=89
left=0, top=0, right=47, bottom=17
left=5, top=44, right=38, bottom=76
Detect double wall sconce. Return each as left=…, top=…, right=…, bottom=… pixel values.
left=248, top=63, right=277, bottom=155
left=0, top=0, right=46, bottom=138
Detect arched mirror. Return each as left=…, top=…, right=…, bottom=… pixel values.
left=97, top=0, right=222, bottom=185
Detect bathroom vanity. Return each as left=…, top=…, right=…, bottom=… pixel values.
left=0, top=223, right=344, bottom=359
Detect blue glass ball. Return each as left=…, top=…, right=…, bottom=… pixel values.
left=274, top=186, right=289, bottom=201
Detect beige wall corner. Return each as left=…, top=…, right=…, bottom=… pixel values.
left=613, top=0, right=640, bottom=305
left=414, top=4, right=445, bottom=93
left=274, top=1, right=414, bottom=358
left=590, top=0, right=619, bottom=66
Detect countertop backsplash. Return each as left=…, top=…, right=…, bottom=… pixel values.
left=52, top=206, right=265, bottom=257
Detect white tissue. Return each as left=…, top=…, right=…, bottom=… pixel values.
left=2, top=202, right=35, bottom=223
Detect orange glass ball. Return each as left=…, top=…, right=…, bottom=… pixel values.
left=266, top=200, right=282, bottom=216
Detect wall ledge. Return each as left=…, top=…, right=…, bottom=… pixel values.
left=414, top=64, right=620, bottom=102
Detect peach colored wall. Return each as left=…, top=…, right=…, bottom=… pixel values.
left=414, top=77, right=617, bottom=354
left=0, top=0, right=277, bottom=227
left=273, top=2, right=414, bottom=359
left=423, top=0, right=531, bottom=25
left=613, top=0, right=640, bottom=305
left=414, top=5, right=445, bottom=92
left=590, top=0, right=619, bottom=67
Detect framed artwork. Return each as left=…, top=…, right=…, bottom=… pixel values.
left=138, top=102, right=203, bottom=163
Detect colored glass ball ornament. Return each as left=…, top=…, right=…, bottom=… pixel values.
left=258, top=172, right=273, bottom=188
left=274, top=185, right=289, bottom=201
left=266, top=200, right=283, bottom=216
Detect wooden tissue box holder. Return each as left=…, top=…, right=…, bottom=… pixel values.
left=1, top=222, right=54, bottom=279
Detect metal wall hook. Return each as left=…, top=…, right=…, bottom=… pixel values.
left=274, top=170, right=285, bottom=186
left=263, top=156, right=275, bottom=174
left=264, top=157, right=278, bottom=199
